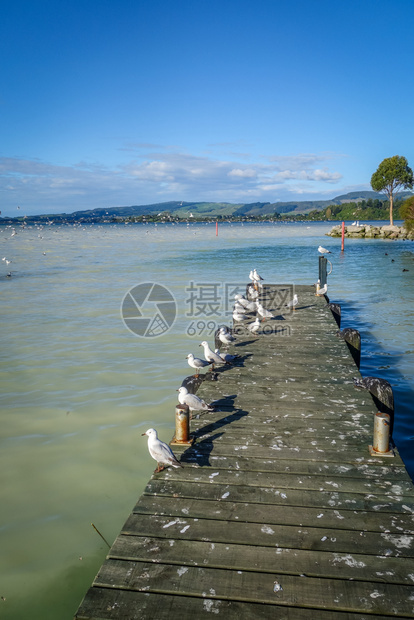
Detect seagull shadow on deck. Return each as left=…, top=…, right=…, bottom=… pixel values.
left=180, top=405, right=249, bottom=467
left=180, top=432, right=224, bottom=467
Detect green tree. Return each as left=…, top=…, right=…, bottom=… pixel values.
left=400, top=195, right=414, bottom=233
left=370, top=155, right=413, bottom=226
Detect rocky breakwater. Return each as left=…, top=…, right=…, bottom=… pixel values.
left=327, top=224, right=414, bottom=240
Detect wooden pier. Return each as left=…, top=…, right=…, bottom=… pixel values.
left=75, top=285, right=414, bottom=619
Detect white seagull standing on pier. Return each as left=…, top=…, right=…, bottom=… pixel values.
left=186, top=353, right=212, bottom=377
left=286, top=293, right=299, bottom=311
left=318, top=245, right=331, bottom=254
left=177, top=386, right=214, bottom=413
left=247, top=316, right=261, bottom=334
left=255, top=301, right=274, bottom=321
left=215, top=348, right=239, bottom=363
left=142, top=428, right=183, bottom=473
left=218, top=326, right=236, bottom=345
left=234, top=294, right=256, bottom=312
left=200, top=341, right=227, bottom=369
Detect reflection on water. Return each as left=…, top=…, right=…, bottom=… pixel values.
left=1, top=221, right=413, bottom=619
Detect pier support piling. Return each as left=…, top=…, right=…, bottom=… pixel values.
left=171, top=404, right=192, bottom=445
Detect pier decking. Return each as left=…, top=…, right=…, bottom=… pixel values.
left=75, top=285, right=414, bottom=619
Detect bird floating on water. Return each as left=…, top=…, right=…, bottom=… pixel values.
left=318, top=245, right=331, bottom=254
left=142, top=428, right=183, bottom=473
left=177, top=386, right=214, bottom=413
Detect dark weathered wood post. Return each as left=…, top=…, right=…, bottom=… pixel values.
left=337, top=327, right=361, bottom=368
left=328, top=303, right=341, bottom=328
left=319, top=256, right=327, bottom=287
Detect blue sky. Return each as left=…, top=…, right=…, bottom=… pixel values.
left=1, top=0, right=414, bottom=216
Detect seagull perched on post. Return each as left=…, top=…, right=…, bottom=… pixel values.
left=186, top=353, right=212, bottom=377
left=318, top=245, right=331, bottom=254
left=177, top=386, right=214, bottom=413
left=142, top=428, right=183, bottom=473
left=315, top=283, right=328, bottom=296
left=286, top=293, right=298, bottom=311
left=252, top=268, right=264, bottom=291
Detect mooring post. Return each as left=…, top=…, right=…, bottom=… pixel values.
left=170, top=403, right=192, bottom=445
left=319, top=256, right=327, bottom=287
left=369, top=412, right=394, bottom=457
left=341, top=221, right=345, bottom=252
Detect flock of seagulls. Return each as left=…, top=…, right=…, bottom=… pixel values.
left=142, top=265, right=309, bottom=472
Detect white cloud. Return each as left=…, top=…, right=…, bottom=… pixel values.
left=228, top=168, right=257, bottom=178
left=0, top=150, right=347, bottom=216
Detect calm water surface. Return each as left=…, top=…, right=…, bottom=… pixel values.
left=1, top=221, right=413, bottom=619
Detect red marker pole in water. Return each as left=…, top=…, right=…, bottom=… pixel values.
left=216, top=221, right=218, bottom=236
left=341, top=221, right=345, bottom=252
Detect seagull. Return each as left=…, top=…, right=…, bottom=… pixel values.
left=200, top=341, right=227, bottom=369
left=234, top=294, right=256, bottom=312
left=252, top=268, right=264, bottom=291
left=247, top=286, right=259, bottom=301
left=318, top=245, right=331, bottom=254
left=233, top=301, right=247, bottom=314
left=218, top=326, right=236, bottom=345
left=186, top=353, right=212, bottom=377
left=253, top=268, right=264, bottom=283
left=286, top=293, right=298, bottom=311
left=177, top=386, right=214, bottom=413
left=247, top=316, right=261, bottom=334
left=248, top=270, right=255, bottom=283
left=142, top=428, right=183, bottom=473
left=233, top=309, right=247, bottom=322
left=215, top=348, right=239, bottom=363
left=316, top=283, right=328, bottom=296
left=255, top=301, right=274, bottom=321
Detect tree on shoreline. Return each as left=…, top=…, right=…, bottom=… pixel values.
left=370, top=155, right=413, bottom=226
left=400, top=196, right=414, bottom=233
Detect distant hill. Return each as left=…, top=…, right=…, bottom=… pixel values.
left=1, top=191, right=413, bottom=223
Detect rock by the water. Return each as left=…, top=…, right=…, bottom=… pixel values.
left=327, top=224, right=414, bottom=240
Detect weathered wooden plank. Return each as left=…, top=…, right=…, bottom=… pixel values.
left=121, top=514, right=414, bottom=558
left=143, top=478, right=414, bottom=513
left=93, top=559, right=414, bottom=616
left=173, top=441, right=407, bottom=468
left=158, top=466, right=414, bottom=497
left=177, top=452, right=410, bottom=481
left=132, top=495, right=414, bottom=534
left=189, top=413, right=374, bottom=433
left=109, top=535, right=414, bottom=585
left=74, top=587, right=396, bottom=620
